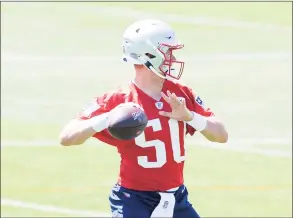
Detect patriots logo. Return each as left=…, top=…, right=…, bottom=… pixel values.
left=132, top=111, right=143, bottom=122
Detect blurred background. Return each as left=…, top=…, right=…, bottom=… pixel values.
left=1, top=2, right=292, bottom=217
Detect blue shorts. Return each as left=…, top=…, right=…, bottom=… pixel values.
left=109, top=184, right=200, bottom=218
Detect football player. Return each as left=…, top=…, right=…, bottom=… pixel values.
left=59, top=19, right=228, bottom=218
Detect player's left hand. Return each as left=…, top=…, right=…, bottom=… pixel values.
left=159, top=90, right=193, bottom=122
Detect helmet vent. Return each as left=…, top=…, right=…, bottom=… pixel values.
left=145, top=53, right=156, bottom=59
left=130, top=53, right=139, bottom=60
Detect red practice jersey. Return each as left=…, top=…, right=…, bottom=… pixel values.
left=78, top=80, right=214, bottom=191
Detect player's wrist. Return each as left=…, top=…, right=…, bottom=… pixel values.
left=90, top=113, right=110, bottom=132
left=185, top=110, right=194, bottom=122
left=187, top=111, right=207, bottom=132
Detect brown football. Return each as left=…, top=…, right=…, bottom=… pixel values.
left=107, top=103, right=148, bottom=140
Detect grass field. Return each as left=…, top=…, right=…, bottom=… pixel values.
left=1, top=2, right=292, bottom=217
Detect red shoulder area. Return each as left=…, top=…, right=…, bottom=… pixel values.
left=103, top=84, right=132, bottom=106
left=165, top=79, right=194, bottom=99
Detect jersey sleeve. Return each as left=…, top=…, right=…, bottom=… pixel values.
left=77, top=93, right=114, bottom=120
left=76, top=93, right=127, bottom=147
left=186, top=88, right=215, bottom=136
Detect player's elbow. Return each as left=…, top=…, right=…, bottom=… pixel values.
left=215, top=125, right=228, bottom=143
left=205, top=122, right=228, bottom=143
left=59, top=134, right=84, bottom=146
left=59, top=121, right=89, bottom=146
left=217, top=131, right=228, bottom=143
left=59, top=135, right=73, bottom=146
left=208, top=132, right=228, bottom=144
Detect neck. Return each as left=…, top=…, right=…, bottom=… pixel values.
left=134, top=69, right=165, bottom=100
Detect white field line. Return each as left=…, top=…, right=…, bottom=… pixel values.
left=1, top=138, right=292, bottom=158
left=1, top=214, right=12, bottom=218
left=74, top=5, right=292, bottom=33
left=2, top=52, right=292, bottom=62
left=1, top=198, right=109, bottom=217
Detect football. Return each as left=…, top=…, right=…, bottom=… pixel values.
left=107, top=103, right=148, bottom=140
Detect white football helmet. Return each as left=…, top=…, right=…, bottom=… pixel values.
left=122, top=19, right=185, bottom=80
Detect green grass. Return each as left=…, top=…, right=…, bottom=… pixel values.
left=101, top=2, right=292, bottom=26
left=1, top=145, right=292, bottom=217
left=1, top=205, right=75, bottom=217
left=1, top=2, right=292, bottom=217
left=2, top=3, right=291, bottom=55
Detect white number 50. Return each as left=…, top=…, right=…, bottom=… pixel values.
left=135, top=118, right=186, bottom=168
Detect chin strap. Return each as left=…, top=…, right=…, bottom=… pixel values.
left=141, top=57, right=167, bottom=79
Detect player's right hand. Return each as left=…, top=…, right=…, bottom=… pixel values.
left=159, top=91, right=193, bottom=122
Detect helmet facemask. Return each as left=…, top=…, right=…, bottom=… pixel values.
left=156, top=43, right=185, bottom=80
left=139, top=41, right=185, bottom=80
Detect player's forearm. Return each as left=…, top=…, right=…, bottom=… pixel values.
left=59, top=113, right=109, bottom=146
left=59, top=121, right=96, bottom=146
left=187, top=112, right=228, bottom=143
left=200, top=117, right=228, bottom=143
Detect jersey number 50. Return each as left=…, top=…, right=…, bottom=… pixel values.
left=135, top=118, right=186, bottom=168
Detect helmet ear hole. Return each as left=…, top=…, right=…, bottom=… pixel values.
left=130, top=53, right=139, bottom=60
left=144, top=61, right=153, bottom=69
